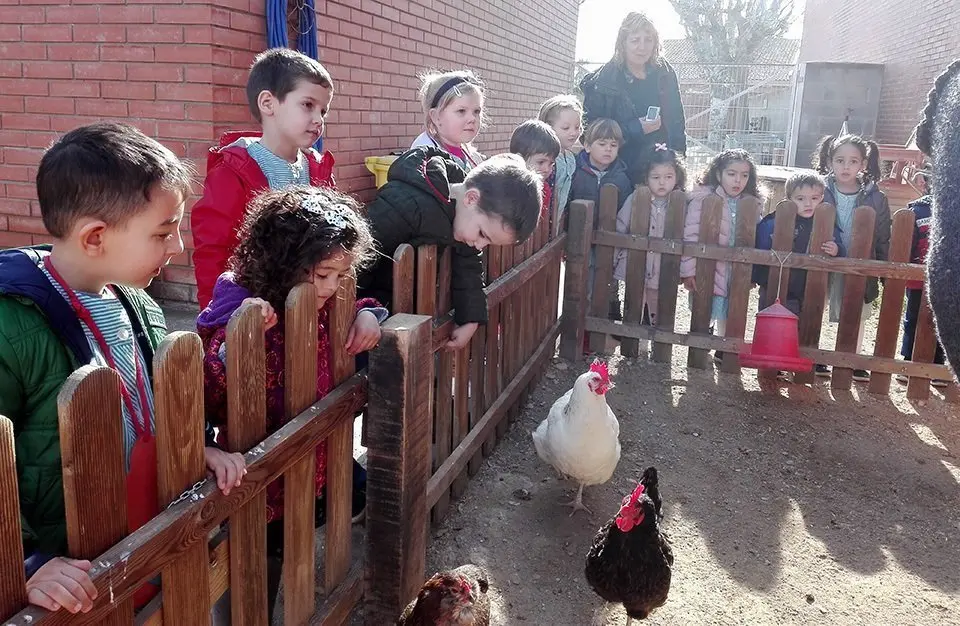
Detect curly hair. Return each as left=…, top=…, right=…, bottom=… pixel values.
left=697, top=149, right=763, bottom=199
left=229, top=186, right=375, bottom=313
left=638, top=145, right=688, bottom=192
left=811, top=134, right=882, bottom=184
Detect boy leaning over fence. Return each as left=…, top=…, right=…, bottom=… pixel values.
left=0, top=122, right=245, bottom=614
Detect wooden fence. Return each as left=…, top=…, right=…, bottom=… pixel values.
left=560, top=184, right=957, bottom=402
left=1, top=282, right=367, bottom=625
left=362, top=211, right=564, bottom=623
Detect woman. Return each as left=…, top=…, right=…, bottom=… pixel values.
left=580, top=12, right=686, bottom=184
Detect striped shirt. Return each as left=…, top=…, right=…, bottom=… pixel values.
left=246, top=139, right=311, bottom=189
left=41, top=267, right=155, bottom=469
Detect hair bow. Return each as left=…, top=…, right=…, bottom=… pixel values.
left=654, top=143, right=668, bottom=152
left=302, top=194, right=350, bottom=229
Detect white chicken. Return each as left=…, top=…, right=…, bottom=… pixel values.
left=532, top=359, right=620, bottom=516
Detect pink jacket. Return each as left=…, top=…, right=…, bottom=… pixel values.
left=613, top=193, right=670, bottom=286
left=679, top=185, right=740, bottom=297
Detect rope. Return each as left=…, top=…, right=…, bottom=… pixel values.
left=771, top=250, right=793, bottom=302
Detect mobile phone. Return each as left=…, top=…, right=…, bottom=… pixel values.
left=646, top=106, right=660, bottom=121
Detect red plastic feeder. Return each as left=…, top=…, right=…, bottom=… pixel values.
left=739, top=299, right=813, bottom=372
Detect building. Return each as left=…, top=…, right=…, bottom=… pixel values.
left=0, top=0, right=580, bottom=303
left=798, top=0, right=960, bottom=145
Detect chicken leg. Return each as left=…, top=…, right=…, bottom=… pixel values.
left=564, top=482, right=592, bottom=516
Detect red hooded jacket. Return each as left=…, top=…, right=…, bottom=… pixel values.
left=190, top=131, right=335, bottom=308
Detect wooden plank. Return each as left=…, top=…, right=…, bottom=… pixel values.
left=559, top=201, right=595, bottom=359
left=392, top=243, right=415, bottom=314
left=433, top=249, right=453, bottom=523
left=688, top=195, right=723, bottom=369
left=327, top=278, right=357, bottom=592
left=482, top=246, right=503, bottom=458
left=314, top=561, right=364, bottom=626
left=764, top=200, right=798, bottom=308
left=364, top=314, right=434, bottom=624
left=281, top=284, right=319, bottom=623
left=653, top=190, right=686, bottom=363
left=415, top=245, right=438, bottom=317
left=467, top=324, right=486, bottom=477
left=6, top=376, right=368, bottom=626
left=621, top=186, right=651, bottom=357
left=451, top=344, right=471, bottom=499
left=501, top=243, right=519, bottom=432
left=154, top=333, right=210, bottom=626
left=869, top=209, right=914, bottom=394
left=721, top=196, right=761, bottom=373
left=59, top=366, right=132, bottom=625
left=589, top=184, right=620, bottom=353
left=226, top=303, right=268, bottom=626
left=427, top=319, right=562, bottom=505
left=0, top=417, right=26, bottom=618
left=832, top=207, right=877, bottom=390
left=795, top=203, right=837, bottom=384
left=907, top=289, right=937, bottom=401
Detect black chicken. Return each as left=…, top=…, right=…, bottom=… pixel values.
left=397, top=563, right=490, bottom=626
left=584, top=467, right=673, bottom=624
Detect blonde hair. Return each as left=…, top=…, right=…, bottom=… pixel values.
left=418, top=69, right=486, bottom=138
left=538, top=95, right=583, bottom=126
left=583, top=118, right=623, bottom=145
left=613, top=12, right=662, bottom=67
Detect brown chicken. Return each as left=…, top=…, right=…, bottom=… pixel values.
left=584, top=468, right=673, bottom=624
left=397, top=564, right=490, bottom=626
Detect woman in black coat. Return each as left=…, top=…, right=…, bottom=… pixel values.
left=580, top=12, right=686, bottom=185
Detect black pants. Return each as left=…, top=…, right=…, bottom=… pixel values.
left=902, top=288, right=946, bottom=363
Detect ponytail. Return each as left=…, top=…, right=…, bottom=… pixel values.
left=863, top=140, right=882, bottom=183
left=812, top=135, right=835, bottom=175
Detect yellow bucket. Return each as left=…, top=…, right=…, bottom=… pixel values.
left=365, top=155, right=399, bottom=189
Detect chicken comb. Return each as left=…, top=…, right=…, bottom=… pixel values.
left=589, top=358, right=610, bottom=384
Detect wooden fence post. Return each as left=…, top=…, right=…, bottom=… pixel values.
left=559, top=200, right=594, bottom=359
left=0, top=417, right=26, bottom=619
left=721, top=196, right=761, bottom=373
left=832, top=206, right=876, bottom=390
left=907, top=289, right=938, bottom=401
left=794, top=203, right=838, bottom=384
left=482, top=247, right=503, bottom=458
left=365, top=314, right=434, bottom=624
left=869, top=209, right=914, bottom=394
left=653, top=190, right=687, bottom=363
left=589, top=185, right=620, bottom=353
left=688, top=195, right=722, bottom=369
left=154, top=332, right=210, bottom=624
left=59, top=366, right=132, bottom=625
left=621, top=187, right=651, bottom=358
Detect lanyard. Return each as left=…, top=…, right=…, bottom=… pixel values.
left=43, top=257, right=153, bottom=439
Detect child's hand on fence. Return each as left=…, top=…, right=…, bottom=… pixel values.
left=821, top=241, right=839, bottom=257
left=446, top=322, right=479, bottom=351
left=345, top=310, right=382, bottom=355
left=204, top=447, right=246, bottom=495
left=26, top=557, right=97, bottom=613
left=683, top=276, right=697, bottom=292
left=242, top=297, right=277, bottom=331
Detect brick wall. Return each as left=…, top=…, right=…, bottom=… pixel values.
left=0, top=0, right=580, bottom=304
left=798, top=0, right=960, bottom=145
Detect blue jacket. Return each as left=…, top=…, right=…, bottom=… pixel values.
left=906, top=195, right=933, bottom=290
left=569, top=150, right=634, bottom=226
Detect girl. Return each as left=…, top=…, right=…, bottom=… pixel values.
left=680, top=149, right=763, bottom=352
left=411, top=69, right=485, bottom=171
left=197, top=186, right=388, bottom=620
left=538, top=94, right=584, bottom=233
left=613, top=145, right=687, bottom=326
left=812, top=133, right=891, bottom=381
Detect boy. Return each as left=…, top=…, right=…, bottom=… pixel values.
left=752, top=172, right=845, bottom=315
left=357, top=148, right=542, bottom=350
left=192, top=47, right=336, bottom=308
left=0, top=122, right=245, bottom=614
left=509, top=119, right=561, bottom=219
left=569, top=118, right=634, bottom=217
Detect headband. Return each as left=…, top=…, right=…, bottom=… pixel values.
left=302, top=194, right=351, bottom=229
left=430, top=76, right=478, bottom=109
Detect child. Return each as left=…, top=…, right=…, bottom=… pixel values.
left=192, top=47, right=337, bottom=309
left=0, top=122, right=245, bottom=614
left=812, top=133, right=892, bottom=381
left=680, top=149, right=764, bottom=354
left=357, top=149, right=542, bottom=350
left=411, top=69, right=485, bottom=171
left=538, top=95, right=584, bottom=233
left=196, top=186, right=387, bottom=620
left=752, top=172, right=845, bottom=314
left=612, top=145, right=687, bottom=326
left=570, top=118, right=635, bottom=214
left=509, top=119, right=562, bottom=217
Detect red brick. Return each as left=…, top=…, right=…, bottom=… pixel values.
left=0, top=162, right=34, bottom=182
left=74, top=62, right=126, bottom=81
left=47, top=80, right=100, bottom=98
left=229, top=11, right=262, bottom=34
left=23, top=62, right=73, bottom=80
left=102, top=81, right=156, bottom=100
left=6, top=7, right=46, bottom=24
left=0, top=231, right=34, bottom=247
left=0, top=42, right=47, bottom=60
left=154, top=6, right=212, bottom=24
left=101, top=45, right=155, bottom=62
left=46, top=44, right=100, bottom=62
left=155, top=44, right=213, bottom=64
left=102, top=5, right=154, bottom=23
left=129, top=100, right=187, bottom=120
left=76, top=99, right=129, bottom=117
left=0, top=78, right=48, bottom=96
left=0, top=24, right=19, bottom=42
left=22, top=25, right=72, bottom=43
left=162, top=83, right=212, bottom=103
left=4, top=184, right=37, bottom=202
left=0, top=61, right=20, bottom=78
left=127, top=63, right=184, bottom=82
left=45, top=6, right=100, bottom=23
left=127, top=25, right=185, bottom=44
left=73, top=25, right=127, bottom=44
left=8, top=216, right=47, bottom=235
left=24, top=97, right=75, bottom=116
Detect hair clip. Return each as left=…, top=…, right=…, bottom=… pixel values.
left=302, top=195, right=350, bottom=229
left=654, top=143, right=668, bottom=151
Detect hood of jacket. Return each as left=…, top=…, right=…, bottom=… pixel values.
left=196, top=272, right=253, bottom=329
left=205, top=130, right=335, bottom=189
left=385, top=145, right=467, bottom=207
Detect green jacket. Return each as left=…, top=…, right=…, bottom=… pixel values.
left=0, top=246, right=167, bottom=557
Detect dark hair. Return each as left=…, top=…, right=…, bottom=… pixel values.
left=229, top=186, right=374, bottom=313
left=36, top=122, right=193, bottom=238
left=509, top=120, right=561, bottom=160
left=697, top=149, right=762, bottom=199
left=812, top=134, right=882, bottom=184
left=246, top=48, right=334, bottom=123
left=916, top=59, right=960, bottom=156
left=464, top=153, right=541, bottom=242
left=638, top=146, right=687, bottom=191
left=583, top=118, right=624, bottom=145
left=785, top=172, right=826, bottom=198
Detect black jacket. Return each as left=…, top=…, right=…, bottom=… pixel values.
left=358, top=146, right=487, bottom=325
left=569, top=150, right=634, bottom=225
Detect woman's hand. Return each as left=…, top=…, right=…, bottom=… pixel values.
left=640, top=117, right=662, bottom=135
left=445, top=322, right=479, bottom=351
left=26, top=557, right=97, bottom=613
left=345, top=310, right=381, bottom=355
left=204, top=447, right=246, bottom=496
left=822, top=241, right=839, bottom=257
left=682, top=276, right=697, bottom=292
left=242, top=297, right=277, bottom=331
